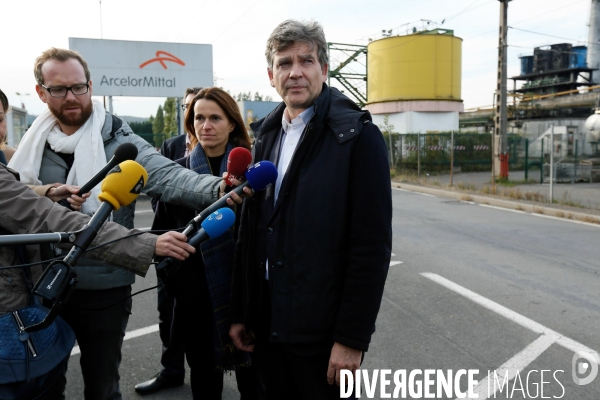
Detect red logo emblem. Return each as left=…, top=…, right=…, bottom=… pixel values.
left=140, top=51, right=185, bottom=69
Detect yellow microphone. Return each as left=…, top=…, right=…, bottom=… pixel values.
left=62, top=160, right=148, bottom=266
left=98, top=160, right=148, bottom=210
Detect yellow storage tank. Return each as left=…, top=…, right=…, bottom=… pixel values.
left=367, top=30, right=462, bottom=104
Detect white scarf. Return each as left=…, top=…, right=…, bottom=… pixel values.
left=9, top=99, right=107, bottom=215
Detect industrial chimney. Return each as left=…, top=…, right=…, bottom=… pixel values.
left=587, top=0, right=600, bottom=83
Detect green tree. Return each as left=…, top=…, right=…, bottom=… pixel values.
left=152, top=106, right=165, bottom=148
left=129, top=120, right=153, bottom=134
left=381, top=115, right=396, bottom=168
left=153, top=107, right=164, bottom=134
left=229, top=91, right=274, bottom=102
left=163, top=97, right=177, bottom=139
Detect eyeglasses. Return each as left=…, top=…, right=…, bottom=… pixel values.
left=41, top=83, right=90, bottom=98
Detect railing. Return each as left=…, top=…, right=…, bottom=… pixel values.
left=386, top=132, right=526, bottom=173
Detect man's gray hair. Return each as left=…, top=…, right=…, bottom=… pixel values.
left=265, top=19, right=329, bottom=69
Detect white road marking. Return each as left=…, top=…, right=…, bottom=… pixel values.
left=422, top=272, right=600, bottom=394
left=71, top=324, right=159, bottom=356
left=393, top=187, right=436, bottom=197
left=481, top=204, right=599, bottom=228
left=389, top=261, right=403, bottom=266
left=134, top=210, right=154, bottom=214
left=394, top=186, right=599, bottom=228
left=422, top=273, right=599, bottom=356
left=530, top=212, right=600, bottom=228
left=462, top=334, right=559, bottom=400
left=479, top=204, right=527, bottom=214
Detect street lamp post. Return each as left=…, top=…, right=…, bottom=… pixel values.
left=15, top=92, right=29, bottom=110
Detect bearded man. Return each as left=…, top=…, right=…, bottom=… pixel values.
left=8, top=48, right=245, bottom=400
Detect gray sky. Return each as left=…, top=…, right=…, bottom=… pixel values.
left=2, top=0, right=591, bottom=118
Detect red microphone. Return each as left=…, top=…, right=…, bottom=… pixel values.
left=225, top=147, right=252, bottom=186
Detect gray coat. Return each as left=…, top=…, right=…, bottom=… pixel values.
left=0, top=164, right=156, bottom=313
left=38, top=112, right=221, bottom=290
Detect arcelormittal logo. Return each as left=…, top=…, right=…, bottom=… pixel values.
left=140, top=51, right=185, bottom=69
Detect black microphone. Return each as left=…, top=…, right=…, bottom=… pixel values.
left=78, top=142, right=138, bottom=195
left=182, top=160, right=278, bottom=236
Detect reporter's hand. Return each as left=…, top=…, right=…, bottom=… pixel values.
left=219, top=173, right=254, bottom=206
left=154, top=231, right=196, bottom=260
left=47, top=184, right=91, bottom=211
left=229, top=323, right=254, bottom=352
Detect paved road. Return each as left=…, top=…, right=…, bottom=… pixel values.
left=64, top=191, right=600, bottom=399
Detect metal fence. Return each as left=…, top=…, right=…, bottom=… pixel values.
left=384, top=132, right=527, bottom=173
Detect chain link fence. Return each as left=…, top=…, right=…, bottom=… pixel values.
left=383, top=132, right=528, bottom=174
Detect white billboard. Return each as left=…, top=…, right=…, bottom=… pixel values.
left=69, top=38, right=213, bottom=97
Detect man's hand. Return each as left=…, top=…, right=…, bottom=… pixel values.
left=46, top=184, right=90, bottom=211
left=219, top=173, right=254, bottom=206
left=229, top=323, right=255, bottom=352
left=154, top=231, right=196, bottom=260
left=327, top=342, right=363, bottom=386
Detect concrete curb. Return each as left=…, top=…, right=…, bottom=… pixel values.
left=392, top=182, right=600, bottom=225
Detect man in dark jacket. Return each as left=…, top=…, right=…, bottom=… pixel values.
left=229, top=19, right=392, bottom=399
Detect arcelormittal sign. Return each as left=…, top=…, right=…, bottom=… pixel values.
left=69, top=38, right=213, bottom=97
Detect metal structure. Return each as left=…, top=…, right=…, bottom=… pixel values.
left=327, top=42, right=367, bottom=106
left=511, top=44, right=596, bottom=98
left=588, top=0, right=600, bottom=84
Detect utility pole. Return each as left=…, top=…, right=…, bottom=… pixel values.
left=494, top=0, right=511, bottom=179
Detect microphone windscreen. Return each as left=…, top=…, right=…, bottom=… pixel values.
left=227, top=148, right=253, bottom=177
left=113, top=142, right=139, bottom=162
left=246, top=161, right=278, bottom=192
left=98, top=160, right=148, bottom=210
left=201, top=208, right=236, bottom=238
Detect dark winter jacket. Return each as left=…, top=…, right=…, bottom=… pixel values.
left=230, top=84, right=392, bottom=352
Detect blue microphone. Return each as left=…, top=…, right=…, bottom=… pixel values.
left=182, top=160, right=278, bottom=236
left=155, top=208, right=236, bottom=282
left=187, top=208, right=236, bottom=247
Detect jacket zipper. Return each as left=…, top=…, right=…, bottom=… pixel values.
left=12, top=310, right=37, bottom=357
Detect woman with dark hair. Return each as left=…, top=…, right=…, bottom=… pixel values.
left=152, top=87, right=257, bottom=399
left=0, top=89, right=16, bottom=163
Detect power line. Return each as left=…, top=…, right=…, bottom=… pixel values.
left=172, top=0, right=213, bottom=42
left=442, top=0, right=487, bottom=24
left=508, top=26, right=588, bottom=44
left=211, top=0, right=262, bottom=43
left=465, top=0, right=588, bottom=40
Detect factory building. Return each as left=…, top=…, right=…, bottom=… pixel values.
left=460, top=0, right=600, bottom=161
left=5, top=105, right=27, bottom=148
